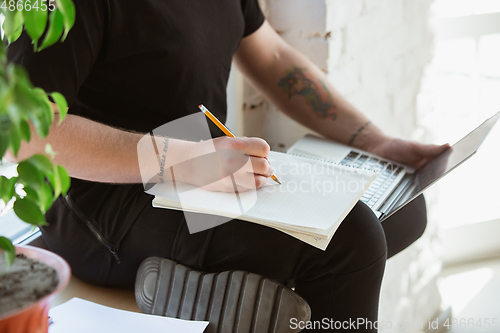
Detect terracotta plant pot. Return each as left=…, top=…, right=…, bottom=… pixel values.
left=0, top=245, right=71, bottom=333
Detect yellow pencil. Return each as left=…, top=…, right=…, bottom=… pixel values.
left=198, top=104, right=281, bottom=185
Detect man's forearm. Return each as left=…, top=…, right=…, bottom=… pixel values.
left=6, top=112, right=263, bottom=187
left=5, top=114, right=148, bottom=183
left=274, top=62, right=385, bottom=150
left=234, top=21, right=389, bottom=151
left=5, top=111, right=274, bottom=188
left=5, top=114, right=198, bottom=185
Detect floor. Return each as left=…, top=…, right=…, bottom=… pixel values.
left=438, top=256, right=500, bottom=333
left=52, top=275, right=139, bottom=313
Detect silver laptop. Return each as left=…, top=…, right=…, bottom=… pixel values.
left=287, top=111, right=500, bottom=221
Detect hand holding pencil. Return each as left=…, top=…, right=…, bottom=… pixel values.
left=199, top=104, right=281, bottom=185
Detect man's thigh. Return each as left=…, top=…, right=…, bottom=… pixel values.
left=45, top=180, right=412, bottom=287
left=109, top=193, right=423, bottom=286
left=110, top=197, right=388, bottom=287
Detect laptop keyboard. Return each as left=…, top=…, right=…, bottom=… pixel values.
left=340, top=152, right=404, bottom=207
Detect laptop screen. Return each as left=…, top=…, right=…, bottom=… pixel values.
left=387, top=110, right=500, bottom=216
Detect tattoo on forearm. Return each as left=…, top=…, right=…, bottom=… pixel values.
left=157, top=137, right=169, bottom=182
left=348, top=121, right=371, bottom=146
left=278, top=67, right=338, bottom=120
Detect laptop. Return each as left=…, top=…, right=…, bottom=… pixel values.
left=287, top=111, right=500, bottom=221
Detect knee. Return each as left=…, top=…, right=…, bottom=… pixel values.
left=382, top=194, right=428, bottom=258
left=326, top=201, right=387, bottom=274
left=410, top=194, right=428, bottom=239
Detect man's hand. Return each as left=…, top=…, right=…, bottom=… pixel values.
left=368, top=137, right=451, bottom=169
left=180, top=136, right=273, bottom=193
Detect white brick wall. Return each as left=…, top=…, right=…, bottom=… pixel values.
left=244, top=0, right=435, bottom=149
left=240, top=1, right=444, bottom=331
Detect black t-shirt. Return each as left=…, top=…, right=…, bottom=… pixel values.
left=8, top=0, right=264, bottom=135
left=7, top=0, right=265, bottom=245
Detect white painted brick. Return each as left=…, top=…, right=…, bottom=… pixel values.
left=278, top=30, right=330, bottom=71
left=387, top=56, right=405, bottom=92
left=326, top=0, right=364, bottom=30
left=404, top=0, right=433, bottom=23
left=359, top=53, right=389, bottom=95
left=393, top=84, right=418, bottom=120
left=363, top=0, right=380, bottom=12
left=343, top=17, right=372, bottom=54
left=266, top=104, right=316, bottom=151
left=267, top=0, right=327, bottom=32
left=326, top=29, right=343, bottom=70
left=327, top=60, right=362, bottom=95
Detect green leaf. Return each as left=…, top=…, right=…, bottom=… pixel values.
left=13, top=81, right=39, bottom=113
left=30, top=103, right=51, bottom=138
left=27, top=113, right=43, bottom=138
left=45, top=144, right=57, bottom=159
left=11, top=65, right=34, bottom=90
left=2, top=10, right=23, bottom=44
left=39, top=9, right=64, bottom=52
left=50, top=92, right=67, bottom=123
left=22, top=7, right=48, bottom=50
left=0, top=237, right=16, bottom=267
left=23, top=186, right=40, bottom=203
left=55, top=0, right=75, bottom=41
left=38, top=93, right=55, bottom=126
left=50, top=164, right=62, bottom=197
left=0, top=176, right=17, bottom=204
left=9, top=26, right=23, bottom=44
left=0, top=115, right=12, bottom=132
left=38, top=182, right=54, bottom=211
left=45, top=172, right=55, bottom=193
left=19, top=119, right=31, bottom=142
left=6, top=99, right=23, bottom=127
left=0, top=133, right=9, bottom=159
left=28, top=154, right=54, bottom=174
left=8, top=123, right=21, bottom=157
left=17, top=160, right=44, bottom=191
left=0, top=42, right=5, bottom=61
left=13, top=197, right=47, bottom=226
left=31, top=87, right=54, bottom=127
left=57, top=165, right=70, bottom=195
left=41, top=102, right=53, bottom=136
left=31, top=87, right=46, bottom=98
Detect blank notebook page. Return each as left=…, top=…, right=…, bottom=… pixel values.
left=151, top=151, right=375, bottom=233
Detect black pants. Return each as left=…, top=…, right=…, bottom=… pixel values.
left=43, top=180, right=427, bottom=332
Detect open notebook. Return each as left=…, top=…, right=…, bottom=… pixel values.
left=148, top=151, right=375, bottom=250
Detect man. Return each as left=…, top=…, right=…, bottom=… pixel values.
left=7, top=0, right=448, bottom=331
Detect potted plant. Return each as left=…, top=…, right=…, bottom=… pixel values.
left=0, top=0, right=75, bottom=331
